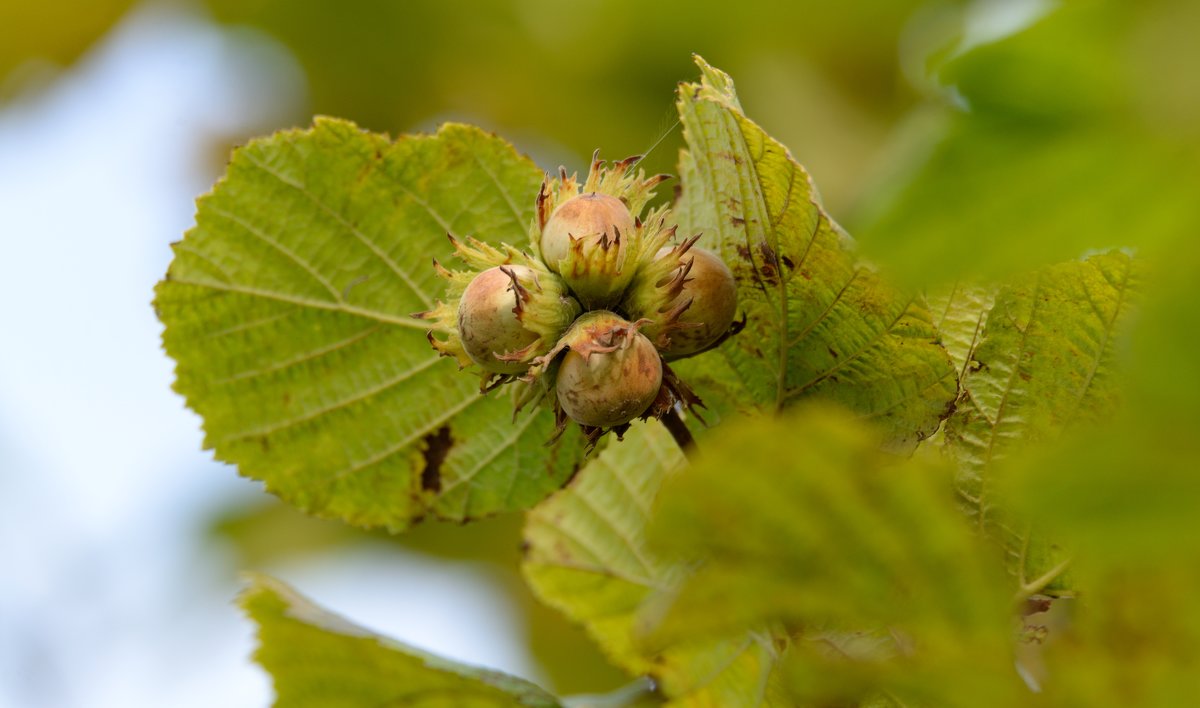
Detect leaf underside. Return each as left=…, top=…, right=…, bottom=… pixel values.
left=156, top=118, right=586, bottom=531
left=241, top=573, right=561, bottom=707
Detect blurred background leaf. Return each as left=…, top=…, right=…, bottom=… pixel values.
left=0, top=0, right=135, bottom=99
left=212, top=501, right=631, bottom=694
left=852, top=0, right=1200, bottom=283
left=194, top=0, right=965, bottom=217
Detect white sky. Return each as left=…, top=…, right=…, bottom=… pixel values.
left=0, top=4, right=541, bottom=706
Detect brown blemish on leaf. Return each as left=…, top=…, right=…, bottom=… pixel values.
left=420, top=426, right=454, bottom=493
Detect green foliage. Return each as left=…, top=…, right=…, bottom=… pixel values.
left=522, top=421, right=781, bottom=705
left=944, top=252, right=1141, bottom=590
left=147, top=10, right=1200, bottom=702
left=156, top=118, right=585, bottom=531
left=241, top=574, right=561, bottom=707
left=645, top=405, right=1022, bottom=707
left=674, top=58, right=956, bottom=451
left=197, top=0, right=938, bottom=212
left=855, top=0, right=1200, bottom=283
left=925, top=283, right=994, bottom=384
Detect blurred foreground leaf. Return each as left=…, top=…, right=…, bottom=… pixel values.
left=522, top=422, right=784, bottom=705
left=645, top=404, right=1023, bottom=707
left=1004, top=247, right=1199, bottom=569
left=157, top=118, right=585, bottom=531
left=241, top=574, right=561, bottom=707
left=674, top=57, right=956, bottom=451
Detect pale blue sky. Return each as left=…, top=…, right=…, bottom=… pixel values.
left=0, top=5, right=541, bottom=706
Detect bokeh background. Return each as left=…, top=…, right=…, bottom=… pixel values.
left=1, top=0, right=1196, bottom=705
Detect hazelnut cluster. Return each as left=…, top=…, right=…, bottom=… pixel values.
left=417, top=154, right=739, bottom=444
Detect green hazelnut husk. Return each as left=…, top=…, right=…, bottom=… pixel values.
left=531, top=153, right=674, bottom=310
left=419, top=236, right=579, bottom=383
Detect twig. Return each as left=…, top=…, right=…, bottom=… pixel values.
left=1013, top=558, right=1072, bottom=604
left=660, top=407, right=696, bottom=460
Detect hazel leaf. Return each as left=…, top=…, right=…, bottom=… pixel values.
left=240, top=574, right=561, bottom=707
left=644, top=404, right=1022, bottom=708
left=156, top=117, right=585, bottom=532
left=944, top=251, right=1142, bottom=589
left=673, top=56, right=956, bottom=451
left=521, top=421, right=787, bottom=706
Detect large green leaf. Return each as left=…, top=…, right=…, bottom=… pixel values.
left=156, top=117, right=585, bottom=531
left=944, top=252, right=1141, bottom=590
left=241, top=574, right=561, bottom=707
left=521, top=421, right=785, bottom=706
left=644, top=404, right=1023, bottom=708
left=673, top=56, right=955, bottom=451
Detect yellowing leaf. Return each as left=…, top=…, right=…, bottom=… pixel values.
left=673, top=56, right=955, bottom=451
left=156, top=118, right=585, bottom=531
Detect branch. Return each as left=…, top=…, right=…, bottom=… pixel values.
left=1013, top=558, right=1072, bottom=604
left=660, top=407, right=697, bottom=460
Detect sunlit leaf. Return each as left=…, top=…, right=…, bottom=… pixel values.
left=673, top=56, right=956, bottom=451
left=241, top=574, right=561, bottom=707
left=157, top=117, right=585, bottom=531
left=521, top=421, right=785, bottom=705
left=645, top=404, right=1022, bottom=707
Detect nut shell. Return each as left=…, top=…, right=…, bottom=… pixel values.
left=540, top=193, right=635, bottom=271
left=457, top=266, right=540, bottom=374
left=657, top=247, right=737, bottom=360
left=555, top=313, right=662, bottom=428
